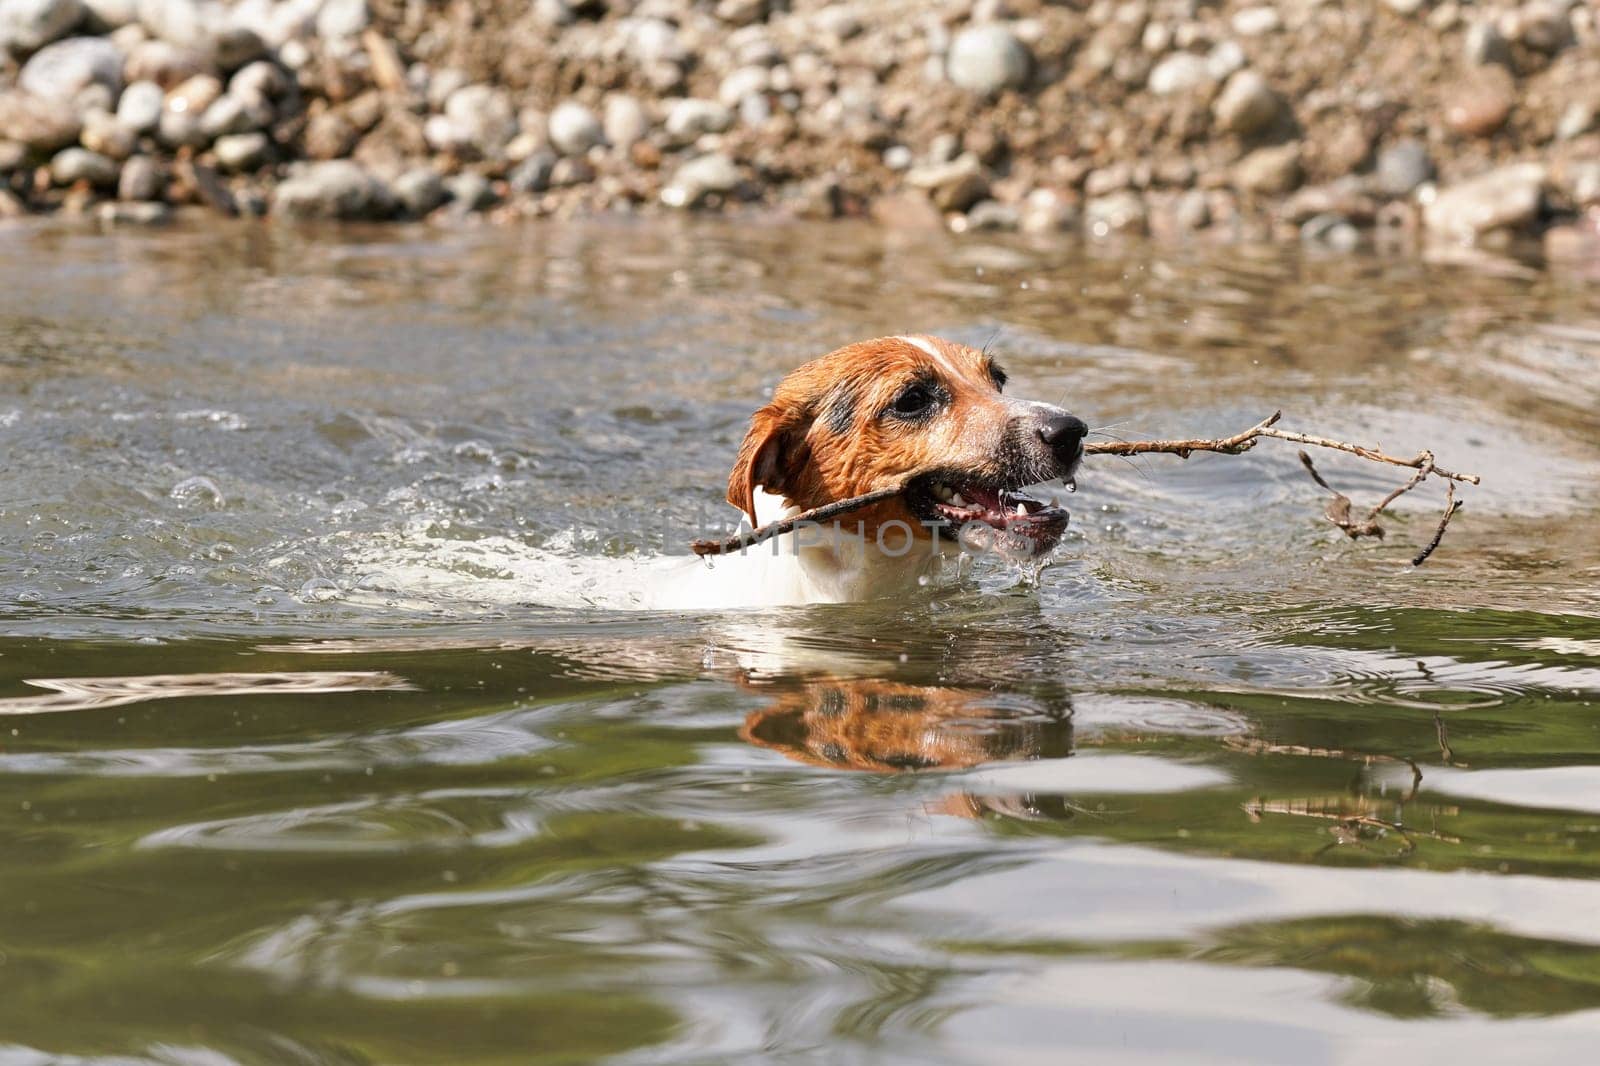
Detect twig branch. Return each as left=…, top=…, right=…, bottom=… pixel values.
left=1084, top=411, right=1480, bottom=485
left=691, top=485, right=903, bottom=557
left=1412, top=484, right=1462, bottom=567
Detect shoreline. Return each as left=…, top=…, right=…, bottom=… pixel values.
left=2, top=0, right=1597, bottom=256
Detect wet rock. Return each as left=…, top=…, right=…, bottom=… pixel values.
left=0, top=0, right=83, bottom=55
left=1443, top=72, right=1513, bottom=137
left=905, top=153, right=989, bottom=213
left=1234, top=143, right=1301, bottom=194
left=116, top=151, right=160, bottom=199
left=1463, top=20, right=1512, bottom=67
left=660, top=152, right=741, bottom=208
left=51, top=145, right=118, bottom=185
left=663, top=98, right=733, bottom=146
left=18, top=36, right=123, bottom=102
left=1019, top=187, right=1079, bottom=233
left=213, top=130, right=268, bottom=170
left=946, top=24, right=1031, bottom=95
left=548, top=99, right=603, bottom=155
left=273, top=159, right=392, bottom=219
left=1147, top=52, right=1210, bottom=95
left=1213, top=70, right=1282, bottom=137
left=177, top=157, right=233, bottom=214
left=1085, top=190, right=1148, bottom=236
left=1375, top=138, right=1434, bottom=196
left=508, top=149, right=556, bottom=194
left=444, top=83, right=515, bottom=158
left=603, top=94, right=648, bottom=149
left=0, top=90, right=82, bottom=149
left=115, top=78, right=162, bottom=131
left=1423, top=163, right=1546, bottom=242
left=392, top=165, right=444, bottom=216
left=79, top=108, right=135, bottom=158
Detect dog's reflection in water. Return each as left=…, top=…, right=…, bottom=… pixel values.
left=739, top=677, right=1077, bottom=819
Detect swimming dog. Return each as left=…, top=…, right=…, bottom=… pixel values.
left=664, top=334, right=1088, bottom=607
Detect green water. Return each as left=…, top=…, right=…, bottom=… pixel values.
left=2, top=218, right=1599, bottom=1063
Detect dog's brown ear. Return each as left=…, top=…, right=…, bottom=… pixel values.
left=727, top=402, right=813, bottom=525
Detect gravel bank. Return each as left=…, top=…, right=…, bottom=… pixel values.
left=2, top=0, right=1598, bottom=253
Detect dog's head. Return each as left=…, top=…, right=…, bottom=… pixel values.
left=728, top=335, right=1086, bottom=554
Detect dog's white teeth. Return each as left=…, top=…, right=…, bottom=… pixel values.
left=934, top=483, right=954, bottom=501
left=1015, top=503, right=1028, bottom=516
left=949, top=493, right=968, bottom=508
left=1064, top=476, right=1077, bottom=493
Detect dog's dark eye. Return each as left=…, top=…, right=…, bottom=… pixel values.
left=890, top=384, right=936, bottom=417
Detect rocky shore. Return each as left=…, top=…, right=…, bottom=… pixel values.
left=2, top=0, right=1598, bottom=252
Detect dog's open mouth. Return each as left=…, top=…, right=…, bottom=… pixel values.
left=905, top=474, right=1071, bottom=553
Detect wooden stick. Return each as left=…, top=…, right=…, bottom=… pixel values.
left=1412, top=484, right=1462, bottom=567
left=1084, top=411, right=1481, bottom=485
left=690, top=485, right=904, bottom=557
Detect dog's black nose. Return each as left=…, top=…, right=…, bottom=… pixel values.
left=1038, top=413, right=1088, bottom=461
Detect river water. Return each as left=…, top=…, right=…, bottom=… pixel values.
left=2, top=217, right=1600, bottom=1064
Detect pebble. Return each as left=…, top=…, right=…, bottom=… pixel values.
left=1381, top=0, right=1426, bottom=15
left=661, top=152, right=742, bottom=208
left=1300, top=212, right=1361, bottom=250
left=213, top=130, right=269, bottom=170
left=393, top=165, right=445, bottom=215
left=18, top=36, right=124, bottom=102
left=509, top=150, right=556, bottom=194
left=51, top=146, right=119, bottom=185
left=1231, top=7, right=1281, bottom=37
left=1085, top=190, right=1148, bottom=237
left=166, top=73, right=223, bottom=117
left=1147, top=52, right=1211, bottom=95
left=123, top=39, right=210, bottom=88
left=200, top=91, right=272, bottom=138
left=229, top=60, right=289, bottom=101
left=958, top=199, right=1019, bottom=232
left=1234, top=143, right=1302, bottom=194
left=316, top=0, right=370, bottom=40
left=156, top=107, right=204, bottom=147
left=274, top=160, right=393, bottom=219
left=945, top=24, right=1032, bottom=95
left=79, top=108, right=136, bottom=158
left=1463, top=20, right=1512, bottom=66
left=663, top=98, right=734, bottom=146
left=906, top=153, right=990, bottom=212
left=444, top=84, right=516, bottom=158
left=1556, top=101, right=1595, bottom=142
left=1423, top=162, right=1546, bottom=241
left=305, top=109, right=358, bottom=159
left=1213, top=70, right=1282, bottom=137
left=117, top=152, right=162, bottom=199
left=603, top=94, right=649, bottom=148
left=1374, top=138, right=1434, bottom=196
left=444, top=170, right=496, bottom=212
left=116, top=79, right=164, bottom=131
left=1206, top=40, right=1247, bottom=81
left=80, top=0, right=134, bottom=32
left=1443, top=72, right=1513, bottom=137
left=1019, top=187, right=1079, bottom=233
left=1173, top=188, right=1211, bottom=230
left=548, top=100, right=604, bottom=155
left=0, top=90, right=82, bottom=149
left=548, top=155, right=592, bottom=188
left=0, top=0, right=84, bottom=55
left=97, top=200, right=171, bottom=224
left=718, top=66, right=769, bottom=108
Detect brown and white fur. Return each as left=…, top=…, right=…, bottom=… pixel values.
left=653, top=334, right=1088, bottom=608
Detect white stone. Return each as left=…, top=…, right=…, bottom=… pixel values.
left=116, top=78, right=163, bottom=131
left=548, top=99, right=603, bottom=155
left=0, top=0, right=83, bottom=55
left=661, top=152, right=741, bottom=208
left=603, top=93, right=649, bottom=148
left=18, top=36, right=124, bottom=101
left=1147, top=52, right=1210, bottom=94
left=1423, top=163, right=1547, bottom=241
left=1231, top=6, right=1281, bottom=36
left=663, top=97, right=733, bottom=145
left=945, top=23, right=1031, bottom=95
